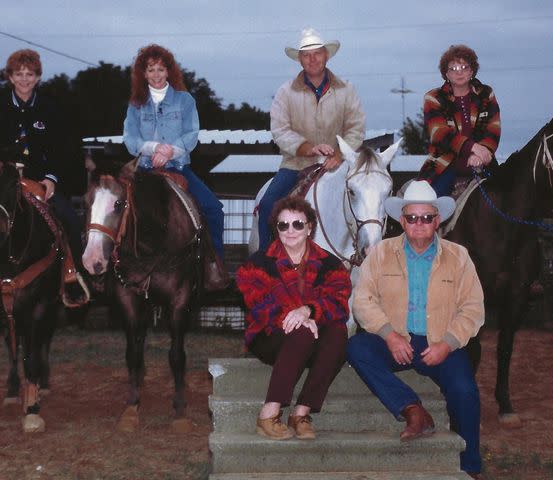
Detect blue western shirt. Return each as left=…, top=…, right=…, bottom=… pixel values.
left=405, top=237, right=437, bottom=335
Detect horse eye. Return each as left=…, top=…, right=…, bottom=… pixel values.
left=348, top=189, right=356, bottom=197
left=113, top=200, right=124, bottom=213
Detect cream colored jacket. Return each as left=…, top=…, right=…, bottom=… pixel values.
left=353, top=234, right=484, bottom=350
left=270, top=70, right=365, bottom=171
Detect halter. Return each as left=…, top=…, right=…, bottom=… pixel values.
left=313, top=167, right=390, bottom=268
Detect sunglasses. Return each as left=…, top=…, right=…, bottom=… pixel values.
left=403, top=214, right=438, bottom=224
left=276, top=220, right=307, bottom=232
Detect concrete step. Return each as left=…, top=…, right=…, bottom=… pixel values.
left=209, top=359, right=441, bottom=397
left=209, top=394, right=449, bottom=433
left=210, top=473, right=471, bottom=480
left=209, top=431, right=465, bottom=474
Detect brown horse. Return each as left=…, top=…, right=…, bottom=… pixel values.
left=447, top=119, right=553, bottom=426
left=82, top=164, right=203, bottom=432
left=0, top=158, right=62, bottom=432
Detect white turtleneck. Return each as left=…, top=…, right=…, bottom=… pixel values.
left=149, top=83, right=168, bottom=104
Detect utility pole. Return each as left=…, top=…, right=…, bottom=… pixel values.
left=391, top=76, right=414, bottom=127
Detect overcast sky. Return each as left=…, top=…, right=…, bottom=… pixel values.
left=2, top=0, right=552, bottom=156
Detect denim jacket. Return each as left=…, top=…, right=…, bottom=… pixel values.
left=123, top=85, right=199, bottom=170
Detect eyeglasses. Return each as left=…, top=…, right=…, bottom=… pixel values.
left=402, top=214, right=438, bottom=224
left=276, top=220, right=307, bottom=232
left=448, top=64, right=470, bottom=72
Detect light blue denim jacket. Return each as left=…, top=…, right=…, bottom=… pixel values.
left=123, top=85, right=199, bottom=170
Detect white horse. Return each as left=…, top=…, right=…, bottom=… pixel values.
left=249, top=135, right=401, bottom=333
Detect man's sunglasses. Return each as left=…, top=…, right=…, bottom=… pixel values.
left=276, top=220, right=307, bottom=232
left=402, top=214, right=438, bottom=224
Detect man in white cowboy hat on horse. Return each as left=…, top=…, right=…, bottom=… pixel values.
left=257, top=27, right=366, bottom=251
left=347, top=181, right=485, bottom=479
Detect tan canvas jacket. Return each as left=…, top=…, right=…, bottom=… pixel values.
left=270, top=70, right=365, bottom=171
left=353, top=234, right=484, bottom=350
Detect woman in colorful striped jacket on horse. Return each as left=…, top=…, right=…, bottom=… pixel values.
left=417, top=44, right=501, bottom=197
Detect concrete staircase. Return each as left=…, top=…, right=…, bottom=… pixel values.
left=208, top=358, right=471, bottom=479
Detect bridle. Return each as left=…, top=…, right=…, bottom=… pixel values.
left=313, top=168, right=390, bottom=269
left=86, top=175, right=132, bottom=251
left=533, top=132, right=553, bottom=188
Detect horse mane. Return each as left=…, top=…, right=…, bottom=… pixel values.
left=354, top=144, right=380, bottom=173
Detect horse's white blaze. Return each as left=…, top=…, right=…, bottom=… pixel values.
left=82, top=188, right=119, bottom=275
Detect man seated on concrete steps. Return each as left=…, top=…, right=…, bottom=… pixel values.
left=347, top=181, right=484, bottom=480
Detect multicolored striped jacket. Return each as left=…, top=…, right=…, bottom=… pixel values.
left=236, top=239, right=352, bottom=346
left=418, top=79, right=501, bottom=183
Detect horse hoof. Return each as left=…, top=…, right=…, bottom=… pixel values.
left=117, top=405, right=139, bottom=433
left=3, top=396, right=21, bottom=406
left=22, top=414, right=46, bottom=433
left=499, top=413, right=522, bottom=428
left=171, top=417, right=195, bottom=434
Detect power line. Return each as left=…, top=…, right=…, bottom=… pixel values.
left=12, top=14, right=553, bottom=38
left=0, top=30, right=99, bottom=67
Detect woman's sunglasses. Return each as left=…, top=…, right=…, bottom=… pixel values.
left=402, top=214, right=438, bottom=224
left=276, top=220, right=306, bottom=232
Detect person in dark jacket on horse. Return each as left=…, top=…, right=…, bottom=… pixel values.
left=0, top=49, right=83, bottom=266
left=417, top=44, right=501, bottom=197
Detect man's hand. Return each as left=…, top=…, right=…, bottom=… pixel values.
left=310, top=143, right=334, bottom=157
left=421, top=341, right=451, bottom=366
left=322, top=152, right=342, bottom=171
left=40, top=179, right=55, bottom=200
left=386, top=331, right=413, bottom=365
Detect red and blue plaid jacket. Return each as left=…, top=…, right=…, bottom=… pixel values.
left=236, top=239, right=352, bottom=346
left=418, top=79, right=501, bottom=183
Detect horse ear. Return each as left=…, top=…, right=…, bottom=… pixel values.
left=377, top=137, right=402, bottom=169
left=336, top=136, right=357, bottom=166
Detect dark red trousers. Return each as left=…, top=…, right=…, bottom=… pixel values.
left=248, top=323, right=347, bottom=412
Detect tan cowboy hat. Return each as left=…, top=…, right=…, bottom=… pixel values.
left=384, top=180, right=456, bottom=222
left=285, top=28, right=340, bottom=61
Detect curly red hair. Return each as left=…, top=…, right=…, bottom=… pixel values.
left=439, top=44, right=479, bottom=80
left=129, top=44, right=187, bottom=106
left=5, top=49, right=42, bottom=77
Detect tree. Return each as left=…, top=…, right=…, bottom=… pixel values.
left=400, top=111, right=429, bottom=155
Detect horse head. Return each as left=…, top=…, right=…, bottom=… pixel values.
left=82, top=172, right=129, bottom=276
left=337, top=135, right=401, bottom=257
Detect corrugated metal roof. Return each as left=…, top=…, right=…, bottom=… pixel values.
left=82, top=129, right=395, bottom=145
left=211, top=153, right=428, bottom=174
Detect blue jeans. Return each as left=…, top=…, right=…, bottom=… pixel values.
left=167, top=166, right=225, bottom=258
left=258, top=168, right=299, bottom=251
left=430, top=165, right=456, bottom=196
left=347, top=331, right=481, bottom=474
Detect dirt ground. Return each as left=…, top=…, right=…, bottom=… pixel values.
left=0, top=324, right=552, bottom=480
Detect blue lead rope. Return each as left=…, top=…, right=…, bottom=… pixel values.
left=472, top=167, right=553, bottom=234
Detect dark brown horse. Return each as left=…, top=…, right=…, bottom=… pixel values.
left=0, top=159, right=62, bottom=432
left=447, top=119, right=553, bottom=425
left=82, top=164, right=203, bottom=432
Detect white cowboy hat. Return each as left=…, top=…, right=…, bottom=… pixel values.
left=384, top=180, right=456, bottom=222
left=285, top=28, right=340, bottom=61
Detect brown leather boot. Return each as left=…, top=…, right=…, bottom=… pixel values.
left=256, top=411, right=293, bottom=440
left=288, top=414, right=316, bottom=439
left=400, top=403, right=435, bottom=442
left=204, top=255, right=231, bottom=291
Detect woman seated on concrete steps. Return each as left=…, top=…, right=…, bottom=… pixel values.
left=236, top=196, right=352, bottom=440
